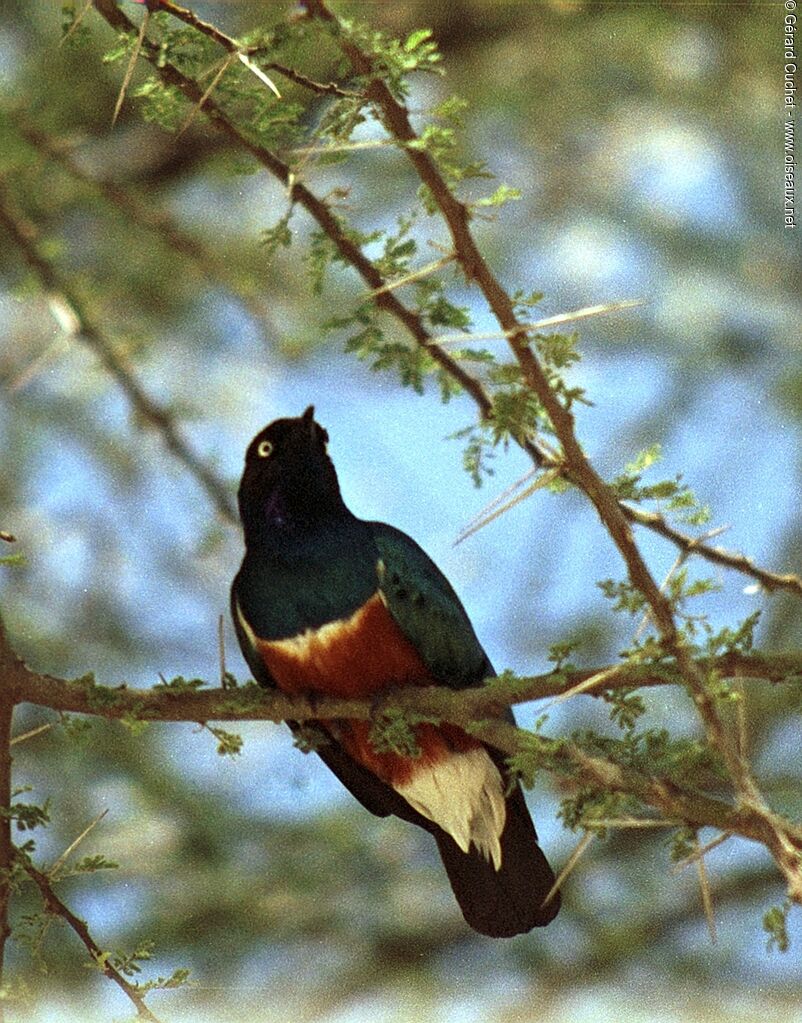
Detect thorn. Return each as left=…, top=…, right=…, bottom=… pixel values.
left=236, top=52, right=282, bottom=98
left=430, top=299, right=644, bottom=348
left=366, top=254, right=456, bottom=297
left=543, top=830, right=594, bottom=906
left=454, top=466, right=562, bottom=545
left=47, top=809, right=109, bottom=880
left=176, top=52, right=236, bottom=139
left=218, top=613, right=226, bottom=688
left=694, top=833, right=718, bottom=944
left=10, top=722, right=52, bottom=746
left=112, top=9, right=150, bottom=128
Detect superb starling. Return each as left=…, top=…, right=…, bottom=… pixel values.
left=231, top=407, right=559, bottom=937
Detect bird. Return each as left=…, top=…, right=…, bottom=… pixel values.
left=230, top=406, right=560, bottom=938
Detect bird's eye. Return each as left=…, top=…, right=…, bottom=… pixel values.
left=257, top=439, right=274, bottom=458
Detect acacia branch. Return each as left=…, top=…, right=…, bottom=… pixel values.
left=11, top=658, right=802, bottom=726
left=0, top=182, right=237, bottom=525
left=301, top=0, right=784, bottom=813
left=621, top=504, right=802, bottom=597
left=2, top=618, right=801, bottom=897
left=20, top=855, right=163, bottom=1021
left=88, top=0, right=801, bottom=601
left=302, top=0, right=802, bottom=602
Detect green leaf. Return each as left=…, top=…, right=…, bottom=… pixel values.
left=404, top=28, right=434, bottom=52
left=102, top=33, right=136, bottom=66
left=206, top=726, right=243, bottom=758
left=627, top=444, right=662, bottom=474
left=764, top=902, right=791, bottom=952
left=475, top=184, right=521, bottom=208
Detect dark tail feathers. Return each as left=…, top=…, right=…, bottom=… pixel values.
left=434, top=784, right=560, bottom=938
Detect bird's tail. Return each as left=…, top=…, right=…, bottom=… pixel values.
left=434, top=783, right=560, bottom=938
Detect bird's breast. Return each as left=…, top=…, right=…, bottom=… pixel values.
left=240, top=590, right=430, bottom=699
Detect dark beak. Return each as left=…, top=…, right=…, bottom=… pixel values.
left=302, top=405, right=316, bottom=437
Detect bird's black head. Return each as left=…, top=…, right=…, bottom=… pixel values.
left=237, top=406, right=346, bottom=544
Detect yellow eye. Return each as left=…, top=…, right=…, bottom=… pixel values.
left=257, top=439, right=274, bottom=458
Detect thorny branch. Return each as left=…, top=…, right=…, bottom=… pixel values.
left=302, top=0, right=801, bottom=893
left=1, top=618, right=801, bottom=898
left=20, top=855, right=163, bottom=1021
left=87, top=0, right=802, bottom=601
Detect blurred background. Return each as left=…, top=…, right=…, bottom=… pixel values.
left=0, top=1, right=800, bottom=1020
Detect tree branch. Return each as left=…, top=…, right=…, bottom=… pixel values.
left=301, top=0, right=802, bottom=603
left=19, top=854, right=163, bottom=1021
left=300, top=0, right=783, bottom=818
left=0, top=181, right=237, bottom=525
left=1, top=616, right=800, bottom=895
left=622, top=504, right=802, bottom=598
left=88, top=0, right=801, bottom=602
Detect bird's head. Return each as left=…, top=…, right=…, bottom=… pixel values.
left=237, top=406, right=345, bottom=542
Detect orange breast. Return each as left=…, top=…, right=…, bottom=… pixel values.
left=255, top=591, right=480, bottom=786
left=255, top=591, right=430, bottom=698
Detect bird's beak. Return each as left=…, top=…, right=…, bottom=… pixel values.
left=302, top=405, right=316, bottom=437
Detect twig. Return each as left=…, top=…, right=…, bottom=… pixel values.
left=60, top=0, right=94, bottom=46
left=264, top=62, right=360, bottom=98
left=622, top=504, right=802, bottom=598
left=0, top=183, right=237, bottom=524
left=19, top=854, right=162, bottom=1021
left=143, top=0, right=247, bottom=55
